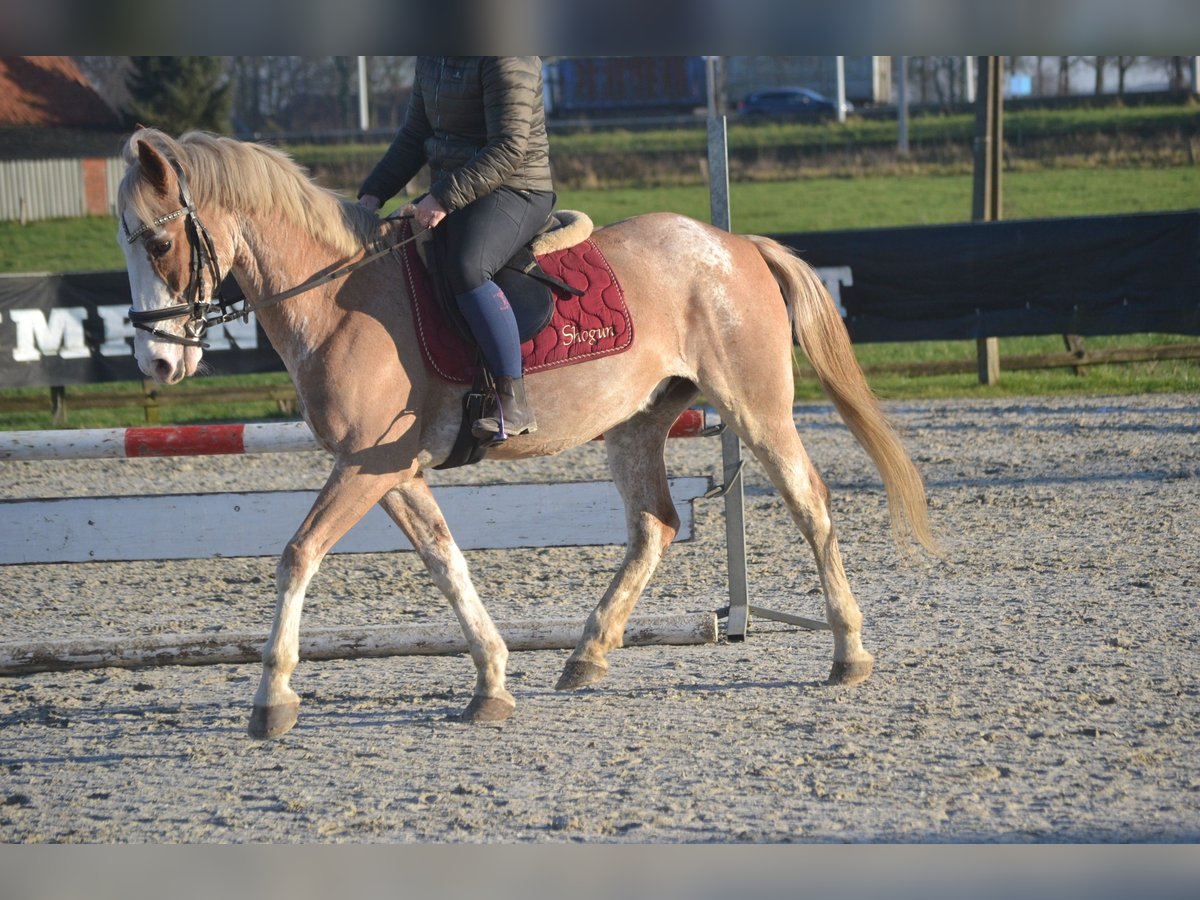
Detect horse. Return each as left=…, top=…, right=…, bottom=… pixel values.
left=116, top=128, right=937, bottom=739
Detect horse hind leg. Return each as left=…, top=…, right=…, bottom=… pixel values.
left=378, top=478, right=515, bottom=722
left=557, top=380, right=696, bottom=691
left=710, top=395, right=874, bottom=685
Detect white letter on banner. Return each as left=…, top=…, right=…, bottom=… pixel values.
left=815, top=266, right=853, bottom=318
left=10, top=308, right=92, bottom=362
left=96, top=305, right=136, bottom=356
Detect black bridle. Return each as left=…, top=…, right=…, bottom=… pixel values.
left=123, top=159, right=226, bottom=348
left=123, top=159, right=417, bottom=349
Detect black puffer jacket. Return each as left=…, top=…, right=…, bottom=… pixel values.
left=358, top=56, right=553, bottom=213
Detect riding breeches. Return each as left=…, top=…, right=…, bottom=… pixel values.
left=439, top=187, right=556, bottom=296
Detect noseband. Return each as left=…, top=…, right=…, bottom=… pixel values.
left=123, top=159, right=226, bottom=348
left=123, top=156, right=418, bottom=350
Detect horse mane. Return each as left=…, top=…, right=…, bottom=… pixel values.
left=118, top=128, right=377, bottom=258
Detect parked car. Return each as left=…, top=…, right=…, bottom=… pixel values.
left=736, top=87, right=852, bottom=122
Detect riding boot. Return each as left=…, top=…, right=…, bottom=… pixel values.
left=471, top=376, right=537, bottom=442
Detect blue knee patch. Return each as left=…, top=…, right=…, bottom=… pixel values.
left=455, top=281, right=523, bottom=377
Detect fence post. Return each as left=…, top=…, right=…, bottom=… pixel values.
left=50, top=386, right=67, bottom=425
left=142, top=379, right=160, bottom=424
left=972, top=56, right=1004, bottom=386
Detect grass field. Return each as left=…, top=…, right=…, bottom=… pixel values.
left=1, top=161, right=1196, bottom=429
left=4, top=167, right=1197, bottom=273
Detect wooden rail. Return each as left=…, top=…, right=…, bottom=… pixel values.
left=798, top=342, right=1200, bottom=380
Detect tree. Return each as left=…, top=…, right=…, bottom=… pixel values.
left=75, top=56, right=134, bottom=113
left=1093, top=56, right=1107, bottom=94
left=126, top=56, right=232, bottom=134
left=1113, top=56, right=1139, bottom=95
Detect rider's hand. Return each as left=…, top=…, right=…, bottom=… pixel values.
left=414, top=194, right=447, bottom=230
left=358, top=194, right=382, bottom=213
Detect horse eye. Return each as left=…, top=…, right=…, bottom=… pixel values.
left=149, top=239, right=173, bottom=258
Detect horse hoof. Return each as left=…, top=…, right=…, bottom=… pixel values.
left=827, top=658, right=874, bottom=686
left=555, top=659, right=608, bottom=691
left=461, top=693, right=516, bottom=724
left=248, top=700, right=300, bottom=739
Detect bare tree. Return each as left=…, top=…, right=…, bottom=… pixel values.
left=1057, top=56, right=1082, bottom=95
left=1093, top=56, right=1107, bottom=94
left=367, top=57, right=417, bottom=129
left=1113, top=56, right=1139, bottom=95
left=1165, top=56, right=1189, bottom=91
left=75, top=56, right=134, bottom=115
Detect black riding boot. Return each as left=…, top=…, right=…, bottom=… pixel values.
left=471, top=376, right=537, bottom=443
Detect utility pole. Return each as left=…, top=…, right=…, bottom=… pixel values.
left=897, top=56, right=909, bottom=155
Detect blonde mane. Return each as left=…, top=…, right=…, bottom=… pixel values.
left=119, top=128, right=376, bottom=258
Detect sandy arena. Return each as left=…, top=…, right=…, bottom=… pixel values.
left=1, top=393, right=1197, bottom=842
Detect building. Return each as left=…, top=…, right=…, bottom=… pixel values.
left=0, top=56, right=125, bottom=221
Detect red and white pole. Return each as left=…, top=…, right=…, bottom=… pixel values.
left=0, top=409, right=720, bottom=462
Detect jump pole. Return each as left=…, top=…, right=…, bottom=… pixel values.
left=0, top=408, right=719, bottom=461
left=0, top=613, right=719, bottom=676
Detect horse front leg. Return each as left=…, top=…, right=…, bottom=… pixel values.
left=249, top=461, right=404, bottom=739
left=377, top=478, right=515, bottom=723
left=557, top=417, right=681, bottom=691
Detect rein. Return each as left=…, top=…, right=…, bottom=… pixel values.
left=124, top=161, right=416, bottom=348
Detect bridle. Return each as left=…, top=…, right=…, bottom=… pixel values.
left=123, top=157, right=417, bottom=349
left=123, top=159, right=225, bottom=347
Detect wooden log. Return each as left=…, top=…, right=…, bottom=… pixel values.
left=0, top=613, right=720, bottom=675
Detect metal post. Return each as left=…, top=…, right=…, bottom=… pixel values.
left=706, top=114, right=750, bottom=641
left=972, top=56, right=1003, bottom=385
left=897, top=56, right=909, bottom=155
left=705, top=56, right=719, bottom=118
left=835, top=55, right=847, bottom=123
left=357, top=56, right=370, bottom=132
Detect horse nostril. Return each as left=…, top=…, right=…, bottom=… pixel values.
left=153, top=358, right=175, bottom=382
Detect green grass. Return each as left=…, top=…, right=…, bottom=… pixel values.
left=283, top=103, right=1198, bottom=161
left=2, top=167, right=1195, bottom=277
left=0, top=215, right=124, bottom=273
left=557, top=167, right=1200, bottom=232
left=797, top=334, right=1199, bottom=402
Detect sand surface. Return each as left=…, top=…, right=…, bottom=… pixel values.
left=1, top=394, right=1197, bottom=842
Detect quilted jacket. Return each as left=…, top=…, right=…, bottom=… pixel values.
left=357, top=56, right=553, bottom=212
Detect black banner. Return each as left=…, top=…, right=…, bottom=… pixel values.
left=1, top=212, right=1198, bottom=388
left=0, top=271, right=285, bottom=388
left=781, top=210, right=1200, bottom=343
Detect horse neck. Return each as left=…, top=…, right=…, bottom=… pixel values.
left=230, top=213, right=349, bottom=366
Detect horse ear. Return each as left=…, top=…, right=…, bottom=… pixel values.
left=136, top=140, right=174, bottom=197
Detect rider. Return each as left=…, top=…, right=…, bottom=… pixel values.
left=357, top=56, right=555, bottom=442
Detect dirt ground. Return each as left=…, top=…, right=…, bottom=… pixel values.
left=1, top=393, right=1197, bottom=843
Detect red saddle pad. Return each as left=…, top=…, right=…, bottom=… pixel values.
left=398, top=222, right=634, bottom=384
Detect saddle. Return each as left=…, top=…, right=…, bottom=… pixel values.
left=415, top=210, right=590, bottom=346
left=405, top=210, right=594, bottom=470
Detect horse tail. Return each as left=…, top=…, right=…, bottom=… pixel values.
left=746, top=234, right=941, bottom=557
